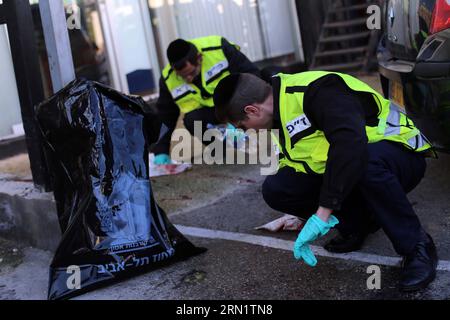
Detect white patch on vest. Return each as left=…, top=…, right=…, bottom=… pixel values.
left=171, top=84, right=195, bottom=99
left=286, top=115, right=311, bottom=137
left=205, top=60, right=229, bottom=82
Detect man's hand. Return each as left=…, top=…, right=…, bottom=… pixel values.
left=153, top=154, right=171, bottom=165
left=225, top=123, right=248, bottom=149
left=293, top=214, right=339, bottom=266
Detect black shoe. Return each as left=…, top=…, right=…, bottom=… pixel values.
left=400, top=234, right=438, bottom=292
left=324, top=232, right=367, bottom=253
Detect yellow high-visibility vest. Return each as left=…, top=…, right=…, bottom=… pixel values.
left=162, top=35, right=235, bottom=114
left=272, top=71, right=434, bottom=174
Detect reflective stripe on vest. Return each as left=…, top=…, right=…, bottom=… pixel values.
left=273, top=72, right=433, bottom=175
left=381, top=102, right=432, bottom=151
left=162, top=36, right=233, bottom=114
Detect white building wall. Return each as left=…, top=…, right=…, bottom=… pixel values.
left=99, top=0, right=160, bottom=94
left=0, top=25, right=23, bottom=139
left=258, top=0, right=301, bottom=59
left=172, top=0, right=265, bottom=62
left=149, top=0, right=302, bottom=65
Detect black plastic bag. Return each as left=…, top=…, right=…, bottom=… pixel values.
left=36, top=79, right=205, bottom=300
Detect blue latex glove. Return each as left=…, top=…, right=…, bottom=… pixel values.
left=226, top=123, right=246, bottom=138
left=153, top=154, right=171, bottom=165
left=225, top=123, right=248, bottom=148
left=293, top=214, right=339, bottom=267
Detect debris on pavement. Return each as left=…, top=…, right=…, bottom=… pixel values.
left=255, top=214, right=304, bottom=232
left=149, top=154, right=193, bottom=178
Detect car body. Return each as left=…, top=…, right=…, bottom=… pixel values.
left=377, top=0, right=450, bottom=151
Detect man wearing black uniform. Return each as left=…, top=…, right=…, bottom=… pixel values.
left=151, top=36, right=260, bottom=164
left=213, top=71, right=438, bottom=292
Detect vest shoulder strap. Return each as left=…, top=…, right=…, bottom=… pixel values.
left=190, top=35, right=224, bottom=52
left=162, top=64, right=174, bottom=81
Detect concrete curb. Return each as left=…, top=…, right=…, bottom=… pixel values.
left=0, top=174, right=60, bottom=251
left=0, top=136, right=27, bottom=160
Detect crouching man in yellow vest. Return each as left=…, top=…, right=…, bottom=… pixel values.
left=151, top=35, right=260, bottom=164
left=213, top=71, right=438, bottom=292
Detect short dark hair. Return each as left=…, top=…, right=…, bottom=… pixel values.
left=167, top=39, right=199, bottom=70
left=214, top=73, right=272, bottom=123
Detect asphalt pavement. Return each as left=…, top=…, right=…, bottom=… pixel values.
left=1, top=153, right=449, bottom=300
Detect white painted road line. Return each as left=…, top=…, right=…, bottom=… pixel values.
left=175, top=225, right=450, bottom=272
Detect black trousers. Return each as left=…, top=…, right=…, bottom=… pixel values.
left=262, top=141, right=428, bottom=256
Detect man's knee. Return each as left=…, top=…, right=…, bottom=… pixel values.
left=262, top=173, right=317, bottom=218
left=262, top=176, right=283, bottom=210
